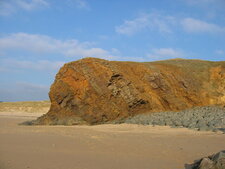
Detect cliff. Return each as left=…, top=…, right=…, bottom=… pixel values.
left=35, top=58, right=225, bottom=125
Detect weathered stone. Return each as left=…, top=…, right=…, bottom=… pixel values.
left=34, top=58, right=225, bottom=125
left=212, top=151, right=225, bottom=169
left=198, top=158, right=214, bottom=169
left=187, top=151, right=225, bottom=169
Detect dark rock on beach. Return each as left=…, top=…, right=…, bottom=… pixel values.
left=186, top=150, right=225, bottom=169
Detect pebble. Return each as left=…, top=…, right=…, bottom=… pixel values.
left=120, top=106, right=225, bottom=133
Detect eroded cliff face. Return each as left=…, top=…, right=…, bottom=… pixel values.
left=35, top=58, right=225, bottom=125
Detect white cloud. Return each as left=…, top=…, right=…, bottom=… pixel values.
left=16, top=0, right=48, bottom=11
left=153, top=48, right=183, bottom=57
left=0, top=59, right=65, bottom=72
left=74, top=0, right=88, bottom=9
left=0, top=1, right=15, bottom=16
left=182, top=0, right=225, bottom=20
left=0, top=33, right=117, bottom=59
left=66, top=0, right=89, bottom=9
left=181, top=18, right=225, bottom=33
left=115, top=13, right=176, bottom=35
left=215, top=50, right=224, bottom=55
left=111, top=48, right=121, bottom=55
left=116, top=12, right=225, bottom=35
left=115, top=14, right=150, bottom=35
left=118, top=56, right=146, bottom=62
left=147, top=48, right=185, bottom=61
left=0, top=0, right=48, bottom=16
left=65, top=47, right=110, bottom=58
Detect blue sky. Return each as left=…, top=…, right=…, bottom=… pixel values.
left=0, top=0, right=225, bottom=101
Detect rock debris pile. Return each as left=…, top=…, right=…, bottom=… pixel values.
left=119, top=106, right=225, bottom=132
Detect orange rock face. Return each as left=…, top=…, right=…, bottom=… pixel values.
left=36, top=58, right=225, bottom=125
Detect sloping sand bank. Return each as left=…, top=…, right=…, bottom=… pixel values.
left=0, top=114, right=224, bottom=169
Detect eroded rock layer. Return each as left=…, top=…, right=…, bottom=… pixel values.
left=35, top=58, right=225, bottom=125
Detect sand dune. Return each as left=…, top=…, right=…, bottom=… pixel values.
left=0, top=113, right=225, bottom=169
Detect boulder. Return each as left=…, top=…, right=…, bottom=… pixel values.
left=34, top=58, right=225, bottom=125
left=186, top=150, right=225, bottom=169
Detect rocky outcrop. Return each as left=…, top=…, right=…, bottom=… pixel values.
left=186, top=150, right=225, bottom=169
left=34, top=58, right=225, bottom=125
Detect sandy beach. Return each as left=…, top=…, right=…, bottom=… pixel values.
left=0, top=113, right=225, bottom=169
